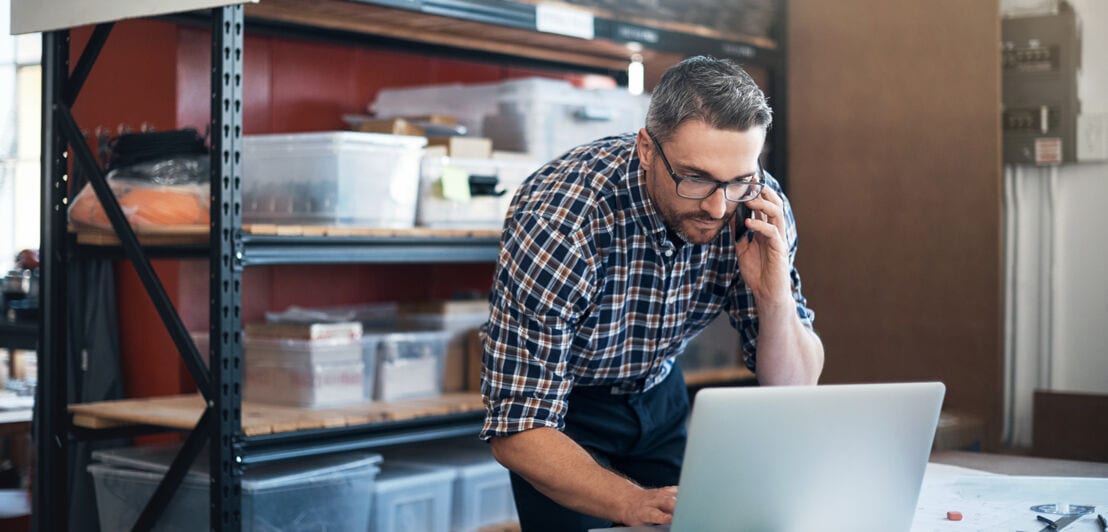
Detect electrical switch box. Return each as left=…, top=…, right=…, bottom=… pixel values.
left=1002, top=3, right=1080, bottom=165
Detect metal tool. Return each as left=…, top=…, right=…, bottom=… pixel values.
left=1037, top=512, right=1084, bottom=531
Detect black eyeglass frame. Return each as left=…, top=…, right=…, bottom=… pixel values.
left=646, top=128, right=765, bottom=203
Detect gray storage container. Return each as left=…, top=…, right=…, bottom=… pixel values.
left=384, top=439, right=517, bottom=531
left=88, top=444, right=381, bottom=531
left=371, top=462, right=456, bottom=532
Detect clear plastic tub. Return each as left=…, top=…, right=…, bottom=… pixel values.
left=89, top=445, right=381, bottom=532
left=265, top=302, right=401, bottom=331
left=400, top=301, right=490, bottom=393
left=482, top=78, right=650, bottom=161
left=416, top=155, right=539, bottom=229
left=371, top=462, right=456, bottom=532
left=371, top=82, right=502, bottom=137
left=242, top=131, right=426, bottom=227
left=384, top=439, right=517, bottom=531
left=245, top=336, right=365, bottom=407
left=370, top=330, right=451, bottom=401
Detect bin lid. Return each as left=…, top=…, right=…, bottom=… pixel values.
left=375, top=462, right=457, bottom=490
left=382, top=440, right=507, bottom=477
left=92, top=444, right=382, bottom=491
left=243, top=131, right=427, bottom=150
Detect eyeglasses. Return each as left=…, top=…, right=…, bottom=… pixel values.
left=646, top=129, right=764, bottom=203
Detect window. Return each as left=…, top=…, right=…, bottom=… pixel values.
left=0, top=4, right=41, bottom=265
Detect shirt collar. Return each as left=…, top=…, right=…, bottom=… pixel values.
left=623, top=136, right=670, bottom=246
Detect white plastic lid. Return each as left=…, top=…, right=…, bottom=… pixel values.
left=243, top=131, right=427, bottom=150
left=92, top=444, right=382, bottom=491
left=375, top=462, right=457, bottom=490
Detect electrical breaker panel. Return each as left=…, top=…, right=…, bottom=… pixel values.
left=1002, top=4, right=1080, bottom=165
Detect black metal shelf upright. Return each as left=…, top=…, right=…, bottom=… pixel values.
left=33, top=1, right=787, bottom=530
left=36, top=6, right=246, bottom=531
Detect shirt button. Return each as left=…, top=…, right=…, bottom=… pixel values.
left=664, top=249, right=674, bottom=257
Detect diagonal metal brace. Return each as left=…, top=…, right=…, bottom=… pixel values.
left=64, top=22, right=114, bottom=107
left=132, top=407, right=215, bottom=532
left=55, top=104, right=213, bottom=399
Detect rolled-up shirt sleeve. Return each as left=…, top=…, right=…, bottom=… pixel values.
left=725, top=174, right=816, bottom=372
left=480, top=209, right=595, bottom=440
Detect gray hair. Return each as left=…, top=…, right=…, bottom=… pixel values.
left=645, top=56, right=772, bottom=142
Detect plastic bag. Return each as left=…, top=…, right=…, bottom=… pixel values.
left=69, top=154, right=210, bottom=229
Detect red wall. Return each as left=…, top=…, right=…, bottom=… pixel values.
left=74, top=19, right=584, bottom=398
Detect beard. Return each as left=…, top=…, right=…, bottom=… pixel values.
left=666, top=209, right=736, bottom=245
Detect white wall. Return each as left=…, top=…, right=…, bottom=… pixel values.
left=1000, top=0, right=1108, bottom=447
left=1054, top=0, right=1108, bottom=394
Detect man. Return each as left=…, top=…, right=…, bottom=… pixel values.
left=480, top=56, right=824, bottom=531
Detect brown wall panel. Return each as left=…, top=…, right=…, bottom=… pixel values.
left=787, top=1, right=1003, bottom=446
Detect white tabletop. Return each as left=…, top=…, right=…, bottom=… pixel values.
left=594, top=461, right=1108, bottom=532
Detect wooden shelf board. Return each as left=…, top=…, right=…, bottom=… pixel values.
left=246, top=0, right=685, bottom=71
left=70, top=223, right=502, bottom=246
left=512, top=0, right=777, bottom=50
left=69, top=392, right=486, bottom=437
left=683, top=365, right=756, bottom=387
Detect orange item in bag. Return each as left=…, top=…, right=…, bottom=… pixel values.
left=69, top=180, right=209, bottom=229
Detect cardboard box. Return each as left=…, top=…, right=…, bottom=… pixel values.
left=426, top=136, right=493, bottom=159
left=245, top=321, right=362, bottom=341
left=466, top=329, right=483, bottom=392
left=352, top=117, right=425, bottom=136
left=404, top=114, right=457, bottom=126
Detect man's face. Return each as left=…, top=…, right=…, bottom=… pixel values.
left=636, top=121, right=766, bottom=245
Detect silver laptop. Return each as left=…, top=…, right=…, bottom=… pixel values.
left=595, top=382, right=945, bottom=532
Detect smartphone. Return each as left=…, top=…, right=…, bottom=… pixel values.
left=738, top=204, right=754, bottom=242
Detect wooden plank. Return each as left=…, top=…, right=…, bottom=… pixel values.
left=513, top=0, right=777, bottom=49
left=71, top=414, right=129, bottom=430
left=71, top=223, right=209, bottom=246
left=69, top=393, right=486, bottom=436
left=246, top=0, right=633, bottom=71
left=72, top=222, right=501, bottom=243
left=70, top=395, right=205, bottom=430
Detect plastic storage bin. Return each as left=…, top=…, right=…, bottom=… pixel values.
left=242, top=131, right=426, bottom=228
left=482, top=78, right=650, bottom=162
left=417, top=155, right=539, bottom=229
left=371, top=82, right=502, bottom=137
left=369, top=329, right=451, bottom=401
left=245, top=336, right=365, bottom=407
left=400, top=301, right=490, bottom=392
left=371, top=462, right=457, bottom=532
left=88, top=444, right=381, bottom=532
left=384, top=439, right=517, bottom=531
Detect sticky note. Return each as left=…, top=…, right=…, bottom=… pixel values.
left=440, top=166, right=471, bottom=202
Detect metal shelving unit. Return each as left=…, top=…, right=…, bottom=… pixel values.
left=33, top=1, right=786, bottom=530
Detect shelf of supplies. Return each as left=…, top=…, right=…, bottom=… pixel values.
left=683, top=365, right=756, bottom=387
left=243, top=0, right=779, bottom=70
left=68, top=392, right=486, bottom=436
left=69, top=224, right=502, bottom=264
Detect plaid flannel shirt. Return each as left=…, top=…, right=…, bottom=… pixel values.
left=480, top=133, right=814, bottom=439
